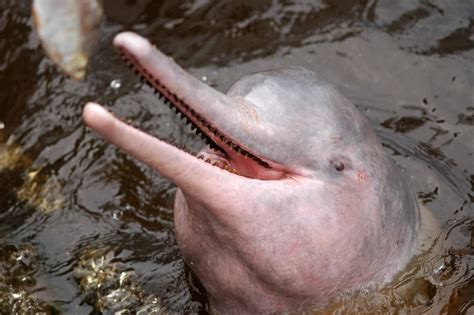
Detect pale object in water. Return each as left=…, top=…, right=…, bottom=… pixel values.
left=32, top=0, right=103, bottom=80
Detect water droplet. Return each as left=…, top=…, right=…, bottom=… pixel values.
left=110, top=79, right=122, bottom=89
left=201, top=75, right=207, bottom=82
left=0, top=121, right=4, bottom=129
left=11, top=292, right=23, bottom=299
left=433, top=263, right=446, bottom=274
left=112, top=210, right=123, bottom=220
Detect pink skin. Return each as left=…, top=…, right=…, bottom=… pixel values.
left=83, top=32, right=419, bottom=314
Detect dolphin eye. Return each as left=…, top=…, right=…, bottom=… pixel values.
left=334, top=161, right=345, bottom=172
left=330, top=157, right=349, bottom=172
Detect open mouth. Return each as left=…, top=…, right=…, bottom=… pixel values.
left=116, top=45, right=286, bottom=180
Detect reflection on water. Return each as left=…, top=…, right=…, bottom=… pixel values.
left=0, top=0, right=473, bottom=314
left=73, top=249, right=165, bottom=313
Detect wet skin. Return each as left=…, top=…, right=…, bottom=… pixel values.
left=83, top=32, right=420, bottom=314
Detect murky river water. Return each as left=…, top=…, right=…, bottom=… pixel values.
left=0, top=0, right=473, bottom=314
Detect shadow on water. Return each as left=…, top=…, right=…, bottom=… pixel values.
left=0, top=0, right=472, bottom=313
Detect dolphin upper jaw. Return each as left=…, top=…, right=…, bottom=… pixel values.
left=113, top=32, right=291, bottom=181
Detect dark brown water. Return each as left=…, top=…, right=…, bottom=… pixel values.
left=0, top=0, right=473, bottom=314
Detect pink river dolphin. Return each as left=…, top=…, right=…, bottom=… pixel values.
left=83, top=32, right=420, bottom=314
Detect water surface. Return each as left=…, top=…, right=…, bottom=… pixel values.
left=0, top=0, right=473, bottom=313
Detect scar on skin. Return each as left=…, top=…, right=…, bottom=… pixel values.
left=235, top=97, right=260, bottom=130
left=357, top=169, right=368, bottom=182
left=288, top=240, right=299, bottom=255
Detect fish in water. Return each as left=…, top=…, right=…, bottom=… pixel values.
left=32, top=0, right=103, bottom=80
left=83, top=32, right=420, bottom=314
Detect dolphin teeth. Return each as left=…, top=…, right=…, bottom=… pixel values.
left=118, top=47, right=241, bottom=164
